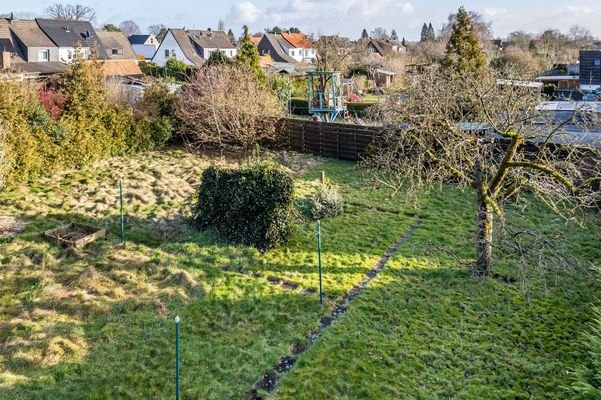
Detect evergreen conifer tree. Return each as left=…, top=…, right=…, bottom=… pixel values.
left=443, top=7, right=487, bottom=73
left=391, top=29, right=398, bottom=41
left=420, top=23, right=428, bottom=42
left=361, top=28, right=369, bottom=39
left=236, top=25, right=265, bottom=82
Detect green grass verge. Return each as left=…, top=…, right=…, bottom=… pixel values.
left=0, top=150, right=598, bottom=399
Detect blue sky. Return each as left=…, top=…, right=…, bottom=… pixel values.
left=2, top=0, right=601, bottom=40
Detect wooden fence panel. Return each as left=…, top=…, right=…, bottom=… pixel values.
left=277, top=118, right=383, bottom=161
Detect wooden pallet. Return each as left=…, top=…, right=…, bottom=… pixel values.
left=43, top=223, right=106, bottom=249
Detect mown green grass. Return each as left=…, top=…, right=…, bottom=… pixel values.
left=0, top=149, right=598, bottom=399
left=0, top=150, right=415, bottom=399
left=272, top=188, right=601, bottom=399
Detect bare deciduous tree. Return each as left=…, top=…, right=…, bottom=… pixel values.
left=118, top=20, right=141, bottom=37
left=177, top=64, right=282, bottom=149
left=45, top=3, right=95, bottom=22
left=366, top=68, right=601, bottom=275
left=314, top=35, right=367, bottom=72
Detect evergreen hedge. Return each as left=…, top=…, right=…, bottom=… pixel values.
left=193, top=161, right=294, bottom=250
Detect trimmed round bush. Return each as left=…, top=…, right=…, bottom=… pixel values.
left=193, top=161, right=294, bottom=250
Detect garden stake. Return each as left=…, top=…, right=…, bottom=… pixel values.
left=119, top=177, right=125, bottom=245
left=317, top=220, right=323, bottom=304
left=175, top=315, right=180, bottom=400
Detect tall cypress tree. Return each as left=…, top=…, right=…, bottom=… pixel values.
left=391, top=29, right=398, bottom=41
left=361, top=28, right=369, bottom=39
left=427, top=23, right=436, bottom=40
left=236, top=25, right=265, bottom=82
left=420, top=23, right=428, bottom=42
left=443, top=7, right=486, bottom=73
left=227, top=28, right=236, bottom=45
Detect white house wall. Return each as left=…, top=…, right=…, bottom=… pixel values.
left=58, top=47, right=90, bottom=63
left=152, top=31, right=193, bottom=66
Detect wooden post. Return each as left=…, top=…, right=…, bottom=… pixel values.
left=320, top=171, right=325, bottom=184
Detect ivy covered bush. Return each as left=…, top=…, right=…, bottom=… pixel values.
left=193, top=161, right=294, bottom=250
left=311, top=183, right=344, bottom=220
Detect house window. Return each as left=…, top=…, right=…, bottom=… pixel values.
left=595, top=60, right=601, bottom=66
left=67, top=50, right=73, bottom=60
left=111, top=48, right=123, bottom=56
left=165, top=49, right=170, bottom=57
left=171, top=50, right=176, bottom=57
left=38, top=50, right=49, bottom=61
left=291, top=50, right=295, bottom=56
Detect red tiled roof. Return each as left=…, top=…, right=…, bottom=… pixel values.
left=281, top=32, right=312, bottom=49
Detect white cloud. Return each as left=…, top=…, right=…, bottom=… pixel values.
left=481, top=7, right=508, bottom=18
left=226, top=1, right=260, bottom=24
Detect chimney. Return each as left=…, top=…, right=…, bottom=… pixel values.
left=0, top=52, right=11, bottom=70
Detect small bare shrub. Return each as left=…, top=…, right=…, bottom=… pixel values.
left=311, top=184, right=344, bottom=220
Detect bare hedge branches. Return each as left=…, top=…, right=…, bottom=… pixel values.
left=177, top=64, right=282, bottom=149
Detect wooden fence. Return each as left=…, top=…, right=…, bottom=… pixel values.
left=276, top=118, right=384, bottom=161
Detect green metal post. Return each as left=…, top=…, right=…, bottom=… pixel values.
left=119, top=177, right=125, bottom=245
left=317, top=220, right=323, bottom=305
left=175, top=315, right=180, bottom=400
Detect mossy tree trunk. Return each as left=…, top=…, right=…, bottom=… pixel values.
left=475, top=161, right=493, bottom=276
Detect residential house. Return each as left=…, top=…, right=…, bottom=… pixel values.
left=36, top=18, right=105, bottom=63
left=152, top=29, right=236, bottom=67
left=128, top=34, right=159, bottom=60
left=280, top=32, right=317, bottom=63
left=367, top=38, right=406, bottom=57
left=579, top=50, right=601, bottom=91
left=97, top=31, right=137, bottom=60
left=0, top=18, right=66, bottom=75
left=257, top=33, right=297, bottom=63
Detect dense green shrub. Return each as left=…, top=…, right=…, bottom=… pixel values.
left=311, top=183, right=344, bottom=219
left=193, top=161, right=294, bottom=250
left=130, top=81, right=178, bottom=151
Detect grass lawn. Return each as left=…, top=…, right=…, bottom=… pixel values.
left=0, top=149, right=599, bottom=399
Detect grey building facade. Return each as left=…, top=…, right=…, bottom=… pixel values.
left=580, top=50, right=601, bottom=90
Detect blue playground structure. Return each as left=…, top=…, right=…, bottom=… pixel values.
left=307, top=71, right=347, bottom=122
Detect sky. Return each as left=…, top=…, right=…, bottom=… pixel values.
left=2, top=0, right=601, bottom=40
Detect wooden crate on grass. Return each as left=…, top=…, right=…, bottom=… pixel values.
left=44, top=223, right=106, bottom=249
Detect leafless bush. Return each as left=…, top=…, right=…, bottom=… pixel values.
left=177, top=64, right=282, bottom=149
left=366, top=68, right=601, bottom=275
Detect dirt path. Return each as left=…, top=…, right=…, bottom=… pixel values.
left=249, top=218, right=422, bottom=399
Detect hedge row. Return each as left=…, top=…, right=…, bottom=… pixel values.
left=289, top=98, right=376, bottom=117
left=0, top=60, right=176, bottom=186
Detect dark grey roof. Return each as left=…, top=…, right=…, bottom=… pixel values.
left=36, top=18, right=106, bottom=58
left=13, top=61, right=67, bottom=74
left=9, top=19, right=56, bottom=48
left=0, top=19, right=18, bottom=54
left=187, top=30, right=235, bottom=49
left=128, top=34, right=151, bottom=45
left=170, top=29, right=205, bottom=66
left=96, top=31, right=137, bottom=60
left=258, top=33, right=296, bottom=63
